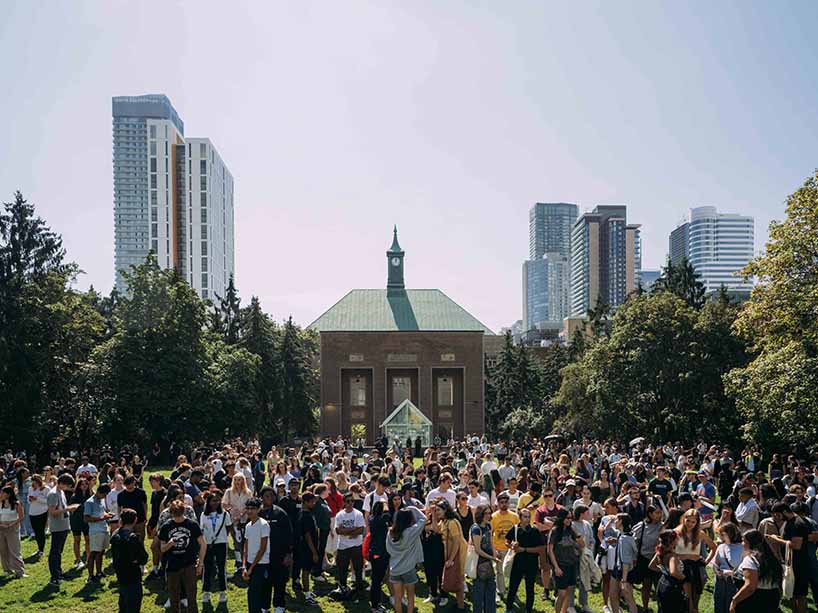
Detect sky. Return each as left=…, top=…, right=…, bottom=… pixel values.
left=2, top=1, right=817, bottom=332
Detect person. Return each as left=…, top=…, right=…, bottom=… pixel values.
left=334, top=493, right=366, bottom=595
left=766, top=501, right=810, bottom=613
left=710, top=522, right=743, bottom=613
left=199, top=490, right=231, bottom=605
left=368, top=500, right=391, bottom=613
left=84, top=483, right=113, bottom=583
left=362, top=476, right=390, bottom=531
left=610, top=513, right=639, bottom=613
left=633, top=504, right=663, bottom=613
left=730, top=529, right=782, bottom=612
left=243, top=498, right=271, bottom=613
left=439, top=499, right=468, bottom=612
left=259, top=487, right=293, bottom=613
left=146, top=472, right=167, bottom=578
left=422, top=500, right=446, bottom=606
left=490, top=491, right=519, bottom=602
left=734, top=488, right=760, bottom=534
left=501, top=477, right=522, bottom=511
left=159, top=499, right=207, bottom=613
left=69, top=477, right=92, bottom=569
left=548, top=507, right=584, bottom=613
left=649, top=529, right=688, bottom=612
left=467, top=479, right=489, bottom=509
left=27, top=474, right=49, bottom=557
left=674, top=507, right=716, bottom=613
left=223, top=472, right=252, bottom=575
left=117, top=475, right=148, bottom=541
left=295, top=491, right=320, bottom=606
left=110, top=508, right=149, bottom=613
left=386, top=505, right=427, bottom=613
left=504, top=507, right=544, bottom=613
left=0, top=484, right=26, bottom=578
left=568, top=504, right=595, bottom=613
left=279, top=478, right=302, bottom=591
left=535, top=486, right=560, bottom=602
left=48, top=473, right=79, bottom=586
left=471, top=504, right=501, bottom=613
left=426, top=473, right=457, bottom=509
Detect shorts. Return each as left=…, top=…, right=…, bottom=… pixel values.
left=90, top=532, right=111, bottom=552
left=389, top=569, right=419, bottom=585
left=71, top=523, right=90, bottom=537
left=554, top=563, right=577, bottom=590
left=634, top=554, right=660, bottom=584
left=297, top=550, right=316, bottom=573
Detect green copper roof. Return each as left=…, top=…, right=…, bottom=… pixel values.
left=388, top=226, right=403, bottom=253
left=309, top=289, right=494, bottom=335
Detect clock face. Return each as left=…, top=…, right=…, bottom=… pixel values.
left=391, top=257, right=401, bottom=266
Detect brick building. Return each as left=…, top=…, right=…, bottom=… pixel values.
left=310, top=228, right=495, bottom=444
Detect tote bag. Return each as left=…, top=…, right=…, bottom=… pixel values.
left=501, top=525, right=518, bottom=582
left=465, top=543, right=478, bottom=579
left=782, top=542, right=795, bottom=600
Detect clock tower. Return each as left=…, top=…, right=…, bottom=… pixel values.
left=387, top=225, right=405, bottom=290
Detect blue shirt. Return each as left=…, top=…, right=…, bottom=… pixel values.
left=84, top=496, right=108, bottom=534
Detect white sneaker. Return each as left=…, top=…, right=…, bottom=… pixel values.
left=274, top=608, right=285, bottom=613
left=423, top=596, right=435, bottom=604
left=567, top=607, right=577, bottom=613
left=402, top=596, right=408, bottom=606
left=437, top=597, right=449, bottom=606
left=219, top=592, right=228, bottom=603
left=603, top=606, right=612, bottom=613
left=201, top=592, right=210, bottom=604
left=163, top=600, right=170, bottom=609
left=180, top=599, right=188, bottom=607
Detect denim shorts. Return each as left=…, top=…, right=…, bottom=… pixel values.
left=389, top=569, right=419, bottom=585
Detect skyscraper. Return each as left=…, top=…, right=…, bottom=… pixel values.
left=569, top=205, right=641, bottom=316
left=112, top=94, right=234, bottom=301
left=668, top=206, right=754, bottom=295
left=523, top=203, right=577, bottom=334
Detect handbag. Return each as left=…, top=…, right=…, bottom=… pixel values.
left=501, top=525, right=518, bottom=582
left=465, top=543, right=478, bottom=579
left=782, top=542, right=795, bottom=599
left=362, top=532, right=372, bottom=561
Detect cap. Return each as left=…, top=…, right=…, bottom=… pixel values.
left=497, top=492, right=510, bottom=501
left=697, top=471, right=707, bottom=477
left=566, top=479, right=576, bottom=486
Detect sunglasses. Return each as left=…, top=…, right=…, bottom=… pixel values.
left=543, top=494, right=554, bottom=498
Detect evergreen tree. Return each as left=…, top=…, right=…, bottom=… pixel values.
left=212, top=275, right=242, bottom=344
left=653, top=256, right=706, bottom=309
left=240, top=296, right=283, bottom=438
left=278, top=316, right=318, bottom=440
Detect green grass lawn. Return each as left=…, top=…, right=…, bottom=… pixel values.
left=1, top=467, right=814, bottom=612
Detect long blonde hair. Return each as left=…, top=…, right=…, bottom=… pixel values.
left=676, top=508, right=701, bottom=547
left=228, top=473, right=250, bottom=496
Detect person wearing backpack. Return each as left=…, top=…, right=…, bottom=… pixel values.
left=111, top=508, right=149, bottom=613
left=199, top=490, right=231, bottom=605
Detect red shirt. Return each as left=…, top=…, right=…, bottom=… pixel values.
left=327, top=491, right=344, bottom=517
left=534, top=503, right=562, bottom=528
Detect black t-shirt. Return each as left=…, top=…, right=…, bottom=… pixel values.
left=149, top=488, right=166, bottom=528
left=118, top=488, right=148, bottom=523
left=648, top=478, right=673, bottom=501
left=158, top=518, right=202, bottom=572
left=297, top=510, right=318, bottom=556
left=784, top=516, right=810, bottom=569
left=508, top=524, right=543, bottom=571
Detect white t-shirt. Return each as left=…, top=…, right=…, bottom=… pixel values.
left=467, top=493, right=489, bottom=509
left=334, top=508, right=365, bottom=550
left=106, top=487, right=124, bottom=521
left=426, top=487, right=457, bottom=509
left=737, top=553, right=777, bottom=589
left=28, top=488, right=49, bottom=516
left=362, top=491, right=388, bottom=514
left=245, top=517, right=270, bottom=565
left=501, top=489, right=521, bottom=510
left=77, top=463, right=98, bottom=478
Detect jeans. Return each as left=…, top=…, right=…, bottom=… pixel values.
left=202, top=542, right=227, bottom=593
left=270, top=557, right=289, bottom=608
left=568, top=577, right=590, bottom=610
left=167, top=565, right=198, bottom=613
left=472, top=576, right=497, bottom=613
left=311, top=528, right=329, bottom=576
left=370, top=554, right=389, bottom=607
left=507, top=563, right=537, bottom=612
left=713, top=575, right=738, bottom=613
left=336, top=545, right=364, bottom=588
left=118, top=581, right=143, bottom=613
left=29, top=513, right=48, bottom=552
left=21, top=498, right=33, bottom=536
left=48, top=529, right=69, bottom=581
left=248, top=564, right=271, bottom=613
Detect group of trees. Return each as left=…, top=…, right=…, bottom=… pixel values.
left=0, top=192, right=317, bottom=453
left=485, top=169, right=818, bottom=455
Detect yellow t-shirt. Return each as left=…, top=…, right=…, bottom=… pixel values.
left=517, top=492, right=545, bottom=511
left=491, top=510, right=520, bottom=552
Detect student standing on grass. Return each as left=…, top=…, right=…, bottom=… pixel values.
left=504, top=507, right=544, bottom=613
left=243, top=498, right=272, bottom=613
left=261, top=487, right=294, bottom=613
left=26, top=474, right=49, bottom=557
left=84, top=483, right=113, bottom=584
left=159, top=499, right=206, bottom=613
left=296, top=491, right=321, bottom=606
left=199, top=490, right=230, bottom=605
left=117, top=475, right=148, bottom=541
left=386, top=505, right=427, bottom=613
left=334, top=493, right=366, bottom=594
left=48, top=473, right=79, bottom=586
left=0, top=484, right=26, bottom=578
left=110, top=508, right=148, bottom=613
left=69, top=477, right=92, bottom=569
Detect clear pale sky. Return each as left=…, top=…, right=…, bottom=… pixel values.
left=2, top=2, right=816, bottom=331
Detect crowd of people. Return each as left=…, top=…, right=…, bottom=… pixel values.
left=1, top=435, right=817, bottom=613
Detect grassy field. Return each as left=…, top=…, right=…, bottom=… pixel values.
left=1, top=467, right=815, bottom=612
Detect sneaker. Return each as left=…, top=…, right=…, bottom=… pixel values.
left=274, top=608, right=285, bottom=613
left=402, top=596, right=408, bottom=606
left=15, top=572, right=29, bottom=578
left=163, top=599, right=171, bottom=609
left=201, top=592, right=211, bottom=603
left=219, top=592, right=228, bottom=603
left=75, top=560, right=86, bottom=570
left=567, top=607, right=577, bottom=613
left=180, top=599, right=188, bottom=608
left=305, top=591, right=318, bottom=605
left=603, top=606, right=613, bottom=613
left=542, top=590, right=550, bottom=601
left=437, top=597, right=448, bottom=606
left=48, top=579, right=61, bottom=587
left=423, top=596, right=436, bottom=604
left=35, top=550, right=43, bottom=557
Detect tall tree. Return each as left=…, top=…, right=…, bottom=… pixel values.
left=278, top=316, right=318, bottom=440
left=727, top=169, right=818, bottom=452
left=211, top=275, right=242, bottom=345
left=240, top=296, right=283, bottom=438
left=652, top=256, right=706, bottom=309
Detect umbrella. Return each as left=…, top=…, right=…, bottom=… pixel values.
left=629, top=436, right=646, bottom=447
left=544, top=434, right=564, bottom=443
